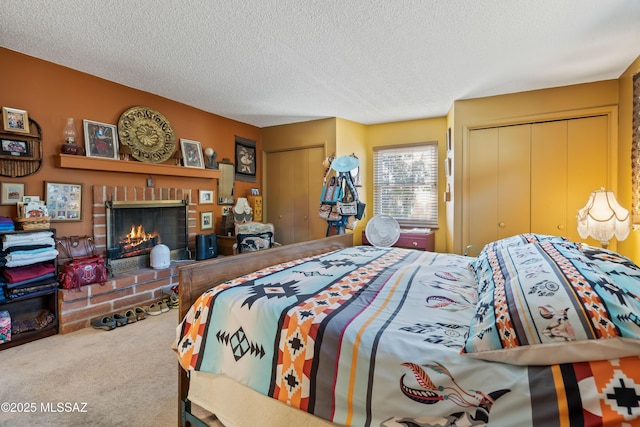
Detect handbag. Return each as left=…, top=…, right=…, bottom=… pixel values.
left=337, top=200, right=357, bottom=216
left=59, top=255, right=109, bottom=290
left=319, top=203, right=340, bottom=221
left=56, top=235, right=109, bottom=289
left=320, top=176, right=343, bottom=203
left=355, top=201, right=366, bottom=220
left=56, top=235, right=97, bottom=266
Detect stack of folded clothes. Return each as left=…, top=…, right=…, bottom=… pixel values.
left=0, top=231, right=58, bottom=300
left=0, top=217, right=14, bottom=233
left=1, top=230, right=58, bottom=268
left=2, top=261, right=58, bottom=299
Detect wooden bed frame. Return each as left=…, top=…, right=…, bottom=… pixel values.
left=177, top=234, right=354, bottom=426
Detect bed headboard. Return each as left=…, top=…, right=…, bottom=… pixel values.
left=178, top=233, right=354, bottom=321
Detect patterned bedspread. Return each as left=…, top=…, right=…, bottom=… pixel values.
left=175, top=246, right=640, bottom=426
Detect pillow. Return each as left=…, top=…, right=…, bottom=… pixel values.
left=462, top=239, right=640, bottom=365
left=236, top=232, right=273, bottom=253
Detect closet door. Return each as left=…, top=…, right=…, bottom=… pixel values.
left=266, top=146, right=326, bottom=245
left=566, top=115, right=609, bottom=242
left=467, top=125, right=530, bottom=251
left=531, top=121, right=568, bottom=236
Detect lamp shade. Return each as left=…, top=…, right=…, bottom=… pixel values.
left=577, top=189, right=630, bottom=247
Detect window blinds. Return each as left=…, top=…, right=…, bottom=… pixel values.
left=373, top=142, right=438, bottom=228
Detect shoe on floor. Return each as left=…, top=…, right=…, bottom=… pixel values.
left=146, top=303, right=162, bottom=316
left=134, top=307, right=146, bottom=321
left=125, top=310, right=137, bottom=323
left=113, top=313, right=128, bottom=327
left=158, top=300, right=170, bottom=313
left=92, top=316, right=116, bottom=331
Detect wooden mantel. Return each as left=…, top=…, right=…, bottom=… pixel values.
left=57, top=154, right=220, bottom=179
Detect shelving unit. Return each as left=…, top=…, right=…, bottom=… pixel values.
left=0, top=118, right=43, bottom=177
left=0, top=229, right=59, bottom=350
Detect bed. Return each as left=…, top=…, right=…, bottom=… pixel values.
left=175, top=233, right=640, bottom=427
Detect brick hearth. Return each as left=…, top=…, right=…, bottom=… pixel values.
left=57, top=185, right=196, bottom=333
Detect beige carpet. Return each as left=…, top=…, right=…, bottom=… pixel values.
left=0, top=308, right=180, bottom=427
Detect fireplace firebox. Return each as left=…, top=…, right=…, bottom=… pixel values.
left=106, top=200, right=189, bottom=273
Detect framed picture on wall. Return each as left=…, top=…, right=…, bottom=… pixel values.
left=83, top=120, right=119, bottom=160
left=2, top=107, right=30, bottom=133
left=235, top=136, right=256, bottom=182
left=199, top=189, right=214, bottom=204
left=45, top=182, right=83, bottom=221
left=181, top=139, right=205, bottom=168
left=1, top=182, right=25, bottom=205
left=201, top=211, right=213, bottom=230
left=1, top=139, right=29, bottom=157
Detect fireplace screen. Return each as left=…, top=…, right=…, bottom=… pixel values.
left=106, top=200, right=188, bottom=261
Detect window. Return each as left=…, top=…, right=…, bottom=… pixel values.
left=373, top=142, right=438, bottom=228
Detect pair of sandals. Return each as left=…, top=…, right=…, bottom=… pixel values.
left=91, top=307, right=146, bottom=331
left=145, top=293, right=178, bottom=316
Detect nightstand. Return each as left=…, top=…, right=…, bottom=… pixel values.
left=362, top=230, right=434, bottom=251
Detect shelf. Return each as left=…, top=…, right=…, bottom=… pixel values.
left=58, top=154, right=221, bottom=179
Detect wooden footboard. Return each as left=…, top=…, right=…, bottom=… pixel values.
left=177, top=234, right=354, bottom=426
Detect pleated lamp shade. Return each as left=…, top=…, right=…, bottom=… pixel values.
left=577, top=189, right=630, bottom=248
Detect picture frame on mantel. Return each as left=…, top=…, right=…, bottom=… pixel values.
left=181, top=139, right=205, bottom=169
left=83, top=120, right=119, bottom=160
left=45, top=181, right=83, bottom=221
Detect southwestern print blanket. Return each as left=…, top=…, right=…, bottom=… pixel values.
left=175, top=246, right=640, bottom=426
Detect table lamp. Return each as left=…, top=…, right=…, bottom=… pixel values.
left=577, top=188, right=630, bottom=248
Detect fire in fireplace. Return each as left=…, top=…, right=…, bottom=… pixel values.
left=106, top=200, right=189, bottom=272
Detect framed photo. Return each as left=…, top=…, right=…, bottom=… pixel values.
left=200, top=211, right=213, bottom=230
left=222, top=206, right=232, bottom=216
left=1, top=139, right=29, bottom=157
left=45, top=182, right=83, bottom=221
left=181, top=139, right=205, bottom=169
left=1, top=182, right=24, bottom=205
left=235, top=137, right=256, bottom=182
left=199, top=189, right=214, bottom=204
left=2, top=107, right=30, bottom=133
left=83, top=120, right=119, bottom=160
left=250, top=188, right=260, bottom=196
left=446, top=127, right=452, bottom=152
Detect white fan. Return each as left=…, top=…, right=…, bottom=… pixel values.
left=365, top=215, right=401, bottom=247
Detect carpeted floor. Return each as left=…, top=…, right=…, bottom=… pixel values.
left=0, top=308, right=179, bottom=426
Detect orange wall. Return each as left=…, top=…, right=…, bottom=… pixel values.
left=0, top=48, right=261, bottom=238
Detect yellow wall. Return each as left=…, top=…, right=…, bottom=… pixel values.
left=617, top=54, right=640, bottom=262
left=365, top=117, right=448, bottom=252
left=336, top=118, right=367, bottom=244
left=450, top=81, right=621, bottom=255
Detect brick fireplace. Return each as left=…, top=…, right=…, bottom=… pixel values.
left=57, top=185, right=196, bottom=333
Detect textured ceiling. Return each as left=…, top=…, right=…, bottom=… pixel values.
left=1, top=1, right=640, bottom=128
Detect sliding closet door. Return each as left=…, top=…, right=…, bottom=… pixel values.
left=531, top=121, right=568, bottom=236
left=467, top=125, right=530, bottom=251
left=566, top=115, right=609, bottom=242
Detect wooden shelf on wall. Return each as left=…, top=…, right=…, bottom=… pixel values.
left=57, top=154, right=220, bottom=179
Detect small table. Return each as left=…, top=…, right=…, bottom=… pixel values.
left=362, top=230, right=435, bottom=251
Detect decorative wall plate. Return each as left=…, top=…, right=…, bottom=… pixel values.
left=117, top=106, right=176, bottom=163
